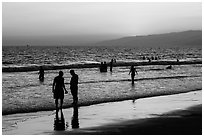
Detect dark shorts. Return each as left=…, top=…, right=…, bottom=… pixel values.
left=54, top=89, right=64, bottom=99
left=70, top=86, right=78, bottom=97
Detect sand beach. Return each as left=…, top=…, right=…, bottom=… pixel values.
left=3, top=90, right=202, bottom=135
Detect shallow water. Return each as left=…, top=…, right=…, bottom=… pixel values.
left=2, top=46, right=202, bottom=115
left=2, top=64, right=202, bottom=115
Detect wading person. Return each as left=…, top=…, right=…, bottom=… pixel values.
left=70, top=70, right=79, bottom=105
left=39, top=66, right=44, bottom=81
left=129, top=65, right=138, bottom=85
left=110, top=59, right=114, bottom=72
left=52, top=71, right=68, bottom=115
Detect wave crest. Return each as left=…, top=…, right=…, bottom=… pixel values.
left=2, top=59, right=202, bottom=72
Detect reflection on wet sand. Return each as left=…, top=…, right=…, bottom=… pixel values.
left=54, top=110, right=65, bottom=131
left=72, top=105, right=79, bottom=129
left=54, top=105, right=79, bottom=131
left=3, top=91, right=201, bottom=135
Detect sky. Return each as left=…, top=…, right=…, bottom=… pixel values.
left=2, top=2, right=202, bottom=46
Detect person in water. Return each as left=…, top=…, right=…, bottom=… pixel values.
left=104, top=62, right=107, bottom=72
left=110, top=59, right=114, bottom=72
left=129, top=65, right=138, bottom=84
left=70, top=70, right=79, bottom=105
left=100, top=62, right=104, bottom=72
left=52, top=71, right=68, bottom=114
left=39, top=66, right=44, bottom=81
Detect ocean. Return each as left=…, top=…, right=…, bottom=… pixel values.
left=2, top=46, right=202, bottom=115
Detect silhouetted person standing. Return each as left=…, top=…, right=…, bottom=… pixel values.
left=70, top=70, right=78, bottom=105
left=104, top=61, right=107, bottom=72
left=52, top=71, right=67, bottom=115
left=100, top=62, right=104, bottom=72
left=39, top=66, right=44, bottom=81
left=110, top=59, right=114, bottom=72
left=129, top=65, right=138, bottom=85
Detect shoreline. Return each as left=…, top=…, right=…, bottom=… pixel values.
left=2, top=88, right=202, bottom=115
left=3, top=90, right=202, bottom=135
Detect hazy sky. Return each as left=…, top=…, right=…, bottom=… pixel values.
left=2, top=2, right=202, bottom=46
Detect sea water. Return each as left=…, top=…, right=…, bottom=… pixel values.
left=2, top=46, right=202, bottom=115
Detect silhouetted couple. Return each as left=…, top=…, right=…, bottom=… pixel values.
left=54, top=103, right=79, bottom=130
left=52, top=70, right=78, bottom=114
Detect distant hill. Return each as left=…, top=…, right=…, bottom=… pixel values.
left=95, top=30, right=202, bottom=48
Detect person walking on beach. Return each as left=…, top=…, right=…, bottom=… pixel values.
left=52, top=71, right=68, bottom=115
left=70, top=70, right=79, bottom=105
left=39, top=66, right=44, bottom=81
left=129, top=65, right=138, bottom=84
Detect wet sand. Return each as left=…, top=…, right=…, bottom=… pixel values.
left=67, top=104, right=201, bottom=135
left=3, top=90, right=202, bottom=135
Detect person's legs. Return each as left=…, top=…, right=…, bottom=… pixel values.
left=74, top=95, right=78, bottom=104
left=55, top=99, right=59, bottom=118
left=131, top=75, right=134, bottom=84
left=71, top=89, right=78, bottom=104
left=71, top=90, right=74, bottom=104
left=55, top=99, right=59, bottom=110
left=39, top=74, right=43, bottom=79
left=74, top=88, right=78, bottom=104
left=60, top=99, right=63, bottom=111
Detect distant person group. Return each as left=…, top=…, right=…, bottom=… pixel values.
left=100, top=59, right=116, bottom=72
left=100, top=62, right=107, bottom=72
left=99, top=59, right=138, bottom=85
left=142, top=56, right=160, bottom=62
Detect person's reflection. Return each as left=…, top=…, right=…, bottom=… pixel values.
left=130, top=83, right=136, bottom=103
left=130, top=82, right=135, bottom=92
left=54, top=110, right=65, bottom=131
left=71, top=104, right=79, bottom=129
